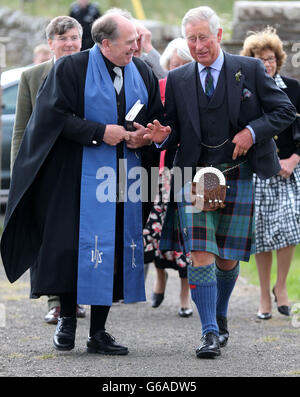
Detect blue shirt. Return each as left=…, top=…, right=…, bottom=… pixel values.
left=197, top=50, right=224, bottom=93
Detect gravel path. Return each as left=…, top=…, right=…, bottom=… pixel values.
left=0, top=259, right=300, bottom=378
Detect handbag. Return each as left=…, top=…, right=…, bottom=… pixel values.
left=190, top=167, right=227, bottom=211
left=291, top=115, right=300, bottom=143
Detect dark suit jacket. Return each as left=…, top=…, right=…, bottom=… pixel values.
left=161, top=52, right=296, bottom=180
left=276, top=75, right=300, bottom=158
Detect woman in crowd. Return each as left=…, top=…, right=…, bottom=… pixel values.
left=143, top=38, right=194, bottom=317
left=241, top=27, right=300, bottom=319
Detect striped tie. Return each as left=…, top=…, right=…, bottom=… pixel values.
left=205, top=67, right=214, bottom=99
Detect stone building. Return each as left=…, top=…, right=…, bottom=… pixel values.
left=226, top=1, right=300, bottom=80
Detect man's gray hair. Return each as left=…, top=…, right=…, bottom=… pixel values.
left=92, top=9, right=133, bottom=45
left=181, top=6, right=221, bottom=38
left=46, top=16, right=83, bottom=40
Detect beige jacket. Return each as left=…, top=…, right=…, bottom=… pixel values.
left=11, top=59, right=54, bottom=167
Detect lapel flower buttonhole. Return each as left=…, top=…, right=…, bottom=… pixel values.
left=235, top=70, right=242, bottom=82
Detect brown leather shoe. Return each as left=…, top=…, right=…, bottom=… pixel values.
left=76, top=304, right=86, bottom=318
left=44, top=306, right=60, bottom=324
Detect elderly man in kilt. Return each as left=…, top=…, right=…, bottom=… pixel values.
left=144, top=6, right=296, bottom=359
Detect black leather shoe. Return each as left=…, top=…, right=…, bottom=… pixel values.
left=278, top=305, right=290, bottom=316
left=216, top=316, right=229, bottom=347
left=87, top=331, right=129, bottom=355
left=272, top=287, right=290, bottom=316
left=196, top=332, right=221, bottom=359
left=53, top=316, right=77, bottom=351
left=151, top=292, right=164, bottom=308
left=151, top=272, right=168, bottom=308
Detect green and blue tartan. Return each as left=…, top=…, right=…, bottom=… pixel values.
left=188, top=263, right=216, bottom=285
left=160, top=162, right=256, bottom=262
left=205, top=67, right=215, bottom=99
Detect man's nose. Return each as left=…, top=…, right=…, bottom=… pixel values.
left=64, top=38, right=74, bottom=45
left=195, top=38, right=205, bottom=50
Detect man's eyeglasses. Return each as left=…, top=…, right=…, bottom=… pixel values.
left=259, top=56, right=277, bottom=64
left=187, top=35, right=210, bottom=44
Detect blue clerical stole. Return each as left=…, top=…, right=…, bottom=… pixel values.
left=77, top=45, right=148, bottom=305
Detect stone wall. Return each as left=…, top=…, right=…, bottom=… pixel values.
left=232, top=1, right=300, bottom=41
left=2, top=2, right=300, bottom=81
left=0, top=7, right=49, bottom=67
left=0, top=7, right=179, bottom=69
left=230, top=1, right=300, bottom=81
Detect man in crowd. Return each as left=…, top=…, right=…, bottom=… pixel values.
left=2, top=11, right=163, bottom=355
left=144, top=6, right=296, bottom=358
left=104, top=8, right=166, bottom=80
left=32, top=44, right=52, bottom=65
left=134, top=20, right=167, bottom=80
left=70, top=0, right=101, bottom=50
left=11, top=16, right=85, bottom=325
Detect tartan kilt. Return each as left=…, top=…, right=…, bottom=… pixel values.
left=159, top=162, right=256, bottom=262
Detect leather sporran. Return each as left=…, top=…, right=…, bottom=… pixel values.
left=191, top=167, right=227, bottom=211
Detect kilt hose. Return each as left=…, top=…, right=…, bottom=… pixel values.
left=160, top=161, right=256, bottom=262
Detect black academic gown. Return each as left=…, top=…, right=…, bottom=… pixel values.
left=1, top=50, right=162, bottom=297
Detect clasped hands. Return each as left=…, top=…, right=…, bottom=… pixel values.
left=104, top=122, right=254, bottom=158
left=103, top=122, right=152, bottom=148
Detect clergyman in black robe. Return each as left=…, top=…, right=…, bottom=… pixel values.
left=1, top=12, right=163, bottom=355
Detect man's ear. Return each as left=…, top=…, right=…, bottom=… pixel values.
left=102, top=38, right=111, bottom=50
left=217, top=28, right=223, bottom=43
left=48, top=38, right=54, bottom=51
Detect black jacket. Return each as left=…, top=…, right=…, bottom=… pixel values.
left=70, top=3, right=101, bottom=50
left=161, top=53, right=296, bottom=181
left=1, top=51, right=163, bottom=293
left=274, top=75, right=300, bottom=158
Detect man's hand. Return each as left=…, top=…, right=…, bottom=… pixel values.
left=278, top=154, right=300, bottom=178
left=232, top=128, right=254, bottom=160
left=135, top=22, right=153, bottom=57
left=126, top=122, right=151, bottom=149
left=103, top=125, right=130, bottom=146
left=144, top=120, right=172, bottom=143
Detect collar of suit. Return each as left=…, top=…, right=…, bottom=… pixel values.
left=197, top=50, right=224, bottom=93
left=179, top=51, right=245, bottom=140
